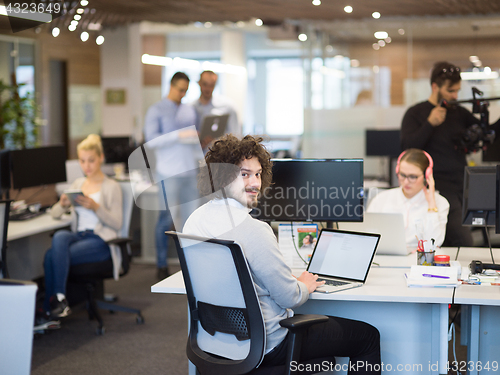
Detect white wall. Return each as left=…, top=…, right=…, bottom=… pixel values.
left=100, top=26, right=141, bottom=140
left=302, top=106, right=408, bottom=177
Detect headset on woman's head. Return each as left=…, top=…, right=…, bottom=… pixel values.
left=396, top=149, right=434, bottom=180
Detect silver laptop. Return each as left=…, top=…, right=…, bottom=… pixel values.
left=199, top=114, right=229, bottom=142
left=339, top=213, right=410, bottom=256
left=307, top=229, right=380, bottom=293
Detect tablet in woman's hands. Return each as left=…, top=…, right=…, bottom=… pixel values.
left=64, top=190, right=84, bottom=206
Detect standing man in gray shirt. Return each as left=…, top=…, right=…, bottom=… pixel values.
left=144, top=72, right=203, bottom=280
left=192, top=70, right=240, bottom=147
left=183, top=134, right=381, bottom=372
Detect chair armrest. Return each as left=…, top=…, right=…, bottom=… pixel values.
left=107, top=237, right=133, bottom=246
left=106, top=238, right=133, bottom=275
left=280, top=315, right=329, bottom=375
left=279, top=314, right=329, bottom=331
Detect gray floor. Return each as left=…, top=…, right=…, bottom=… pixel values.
left=30, top=262, right=468, bottom=374
left=31, top=263, right=189, bottom=375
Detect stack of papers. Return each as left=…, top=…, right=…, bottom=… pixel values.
left=405, top=265, right=460, bottom=288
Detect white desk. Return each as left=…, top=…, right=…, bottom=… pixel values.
left=444, top=247, right=500, bottom=375
left=6, top=213, right=72, bottom=280
left=152, top=265, right=453, bottom=375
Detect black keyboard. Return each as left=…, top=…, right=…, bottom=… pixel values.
left=9, top=210, right=45, bottom=221
left=318, top=278, right=349, bottom=287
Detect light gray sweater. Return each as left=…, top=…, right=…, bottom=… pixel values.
left=183, top=198, right=309, bottom=353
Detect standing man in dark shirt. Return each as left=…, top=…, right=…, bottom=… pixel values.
left=401, top=62, right=478, bottom=247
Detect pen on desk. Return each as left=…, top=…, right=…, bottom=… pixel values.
left=423, top=273, right=450, bottom=279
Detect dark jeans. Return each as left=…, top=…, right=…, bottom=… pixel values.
left=262, top=316, right=381, bottom=374
left=43, top=230, right=111, bottom=311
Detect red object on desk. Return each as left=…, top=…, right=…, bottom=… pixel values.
left=434, top=255, right=450, bottom=266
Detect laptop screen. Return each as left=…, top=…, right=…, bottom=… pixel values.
left=307, top=229, right=380, bottom=282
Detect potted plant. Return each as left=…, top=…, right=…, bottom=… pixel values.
left=0, top=78, right=40, bottom=150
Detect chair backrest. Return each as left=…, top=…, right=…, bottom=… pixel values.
left=0, top=279, right=37, bottom=375
left=0, top=200, right=11, bottom=278
left=167, top=231, right=266, bottom=375
left=118, top=182, right=134, bottom=239
left=117, top=182, right=134, bottom=275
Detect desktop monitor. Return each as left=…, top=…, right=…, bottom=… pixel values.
left=254, top=159, right=364, bottom=222
left=0, top=150, right=11, bottom=196
left=9, top=146, right=67, bottom=189
left=462, top=166, right=496, bottom=227
left=496, top=165, right=500, bottom=234
left=101, top=136, right=133, bottom=164
left=365, top=130, right=401, bottom=157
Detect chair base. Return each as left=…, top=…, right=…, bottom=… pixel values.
left=67, top=279, right=144, bottom=335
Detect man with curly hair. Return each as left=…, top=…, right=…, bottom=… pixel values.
left=183, top=134, right=381, bottom=373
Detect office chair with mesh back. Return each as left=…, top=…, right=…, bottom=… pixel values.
left=167, top=231, right=334, bottom=375
left=0, top=200, right=12, bottom=279
left=68, top=182, right=144, bottom=335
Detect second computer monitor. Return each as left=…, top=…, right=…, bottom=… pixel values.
left=463, top=166, right=496, bottom=227
left=9, top=146, right=67, bottom=189
left=255, top=159, right=364, bottom=222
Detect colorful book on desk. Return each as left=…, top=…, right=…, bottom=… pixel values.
left=405, top=265, right=460, bottom=288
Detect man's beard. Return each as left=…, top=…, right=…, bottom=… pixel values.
left=436, top=91, right=443, bottom=104
left=245, top=188, right=260, bottom=208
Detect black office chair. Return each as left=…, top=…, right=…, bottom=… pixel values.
left=167, top=231, right=334, bottom=375
left=68, top=182, right=144, bottom=335
left=0, top=200, right=12, bottom=279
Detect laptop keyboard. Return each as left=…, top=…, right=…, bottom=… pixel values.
left=318, top=278, right=348, bottom=286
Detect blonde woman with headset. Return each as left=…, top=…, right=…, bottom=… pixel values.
left=367, top=148, right=450, bottom=249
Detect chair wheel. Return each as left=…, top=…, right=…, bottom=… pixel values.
left=136, top=315, right=145, bottom=324
left=96, top=326, right=105, bottom=335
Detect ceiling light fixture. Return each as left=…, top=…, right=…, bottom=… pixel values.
left=372, top=12, right=381, bottom=19
left=141, top=54, right=247, bottom=75
left=80, top=0, right=89, bottom=5
left=52, top=27, right=60, bottom=37
left=74, top=14, right=81, bottom=20
left=298, top=33, right=308, bottom=42
left=88, top=22, right=101, bottom=30
left=80, top=31, right=89, bottom=42
left=374, top=31, right=388, bottom=39
left=461, top=70, right=499, bottom=80
left=398, top=28, right=405, bottom=35
left=68, top=24, right=77, bottom=31
left=96, top=35, right=105, bottom=45
left=77, top=8, right=84, bottom=14
left=344, top=6, right=353, bottom=13
left=255, top=19, right=263, bottom=26
left=312, top=0, right=321, bottom=6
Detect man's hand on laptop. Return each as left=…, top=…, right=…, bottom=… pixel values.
left=297, top=271, right=326, bottom=293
